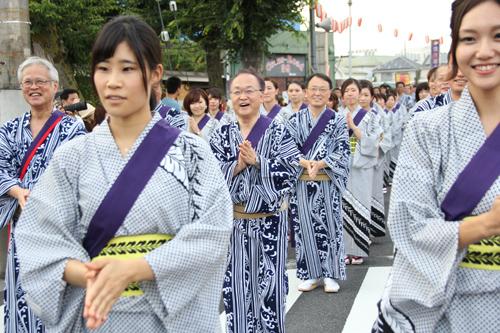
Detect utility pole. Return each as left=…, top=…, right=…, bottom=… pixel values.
left=309, top=1, right=317, bottom=73
left=348, top=0, right=352, bottom=78
left=0, top=0, right=31, bottom=123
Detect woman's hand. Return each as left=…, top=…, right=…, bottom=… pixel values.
left=83, top=258, right=155, bottom=329
left=8, top=186, right=30, bottom=209
left=485, top=196, right=500, bottom=237
left=189, top=117, right=201, bottom=135
left=83, top=259, right=135, bottom=328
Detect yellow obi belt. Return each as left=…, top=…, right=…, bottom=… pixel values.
left=299, top=170, right=330, bottom=182
left=349, top=136, right=357, bottom=154
left=92, top=234, right=173, bottom=296
left=233, top=202, right=287, bottom=219
left=460, top=235, right=500, bottom=271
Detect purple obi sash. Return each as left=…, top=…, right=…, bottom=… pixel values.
left=246, top=115, right=273, bottom=149
left=198, top=114, right=210, bottom=130
left=441, top=124, right=500, bottom=221
left=267, top=104, right=282, bottom=120
left=300, top=108, right=335, bottom=155
left=83, top=120, right=181, bottom=258
left=348, top=108, right=368, bottom=137
left=20, top=111, right=64, bottom=179
left=215, top=111, right=224, bottom=121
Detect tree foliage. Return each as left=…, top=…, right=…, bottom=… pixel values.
left=28, top=0, right=307, bottom=97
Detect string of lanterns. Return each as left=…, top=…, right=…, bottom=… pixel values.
left=314, top=2, right=444, bottom=44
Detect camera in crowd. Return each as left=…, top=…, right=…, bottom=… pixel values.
left=64, top=100, right=88, bottom=113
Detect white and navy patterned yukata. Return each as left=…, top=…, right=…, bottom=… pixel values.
left=373, top=87, right=499, bottom=332
left=0, top=111, right=85, bottom=333
left=210, top=120, right=300, bottom=333
left=155, top=103, right=189, bottom=130
left=14, top=113, right=233, bottom=332
left=287, top=107, right=350, bottom=281
left=409, top=90, right=452, bottom=117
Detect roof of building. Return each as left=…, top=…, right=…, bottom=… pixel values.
left=336, top=55, right=394, bottom=68
left=373, top=56, right=422, bottom=72
left=268, top=31, right=314, bottom=54
left=163, top=71, right=209, bottom=83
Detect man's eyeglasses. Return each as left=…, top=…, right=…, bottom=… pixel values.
left=20, top=79, right=52, bottom=88
left=230, top=88, right=261, bottom=97
left=308, top=87, right=331, bottom=94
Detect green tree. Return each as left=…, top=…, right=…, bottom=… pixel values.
left=29, top=0, right=119, bottom=102
left=164, top=0, right=307, bottom=89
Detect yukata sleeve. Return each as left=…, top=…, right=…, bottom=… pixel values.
left=62, top=116, right=87, bottom=139
left=388, top=117, right=463, bottom=307
left=354, top=113, right=379, bottom=161
left=209, top=126, right=246, bottom=192
left=14, top=149, right=89, bottom=325
left=200, top=118, right=219, bottom=142
left=0, top=125, right=20, bottom=229
left=253, top=125, right=301, bottom=204
left=323, top=116, right=351, bottom=193
left=0, top=125, right=20, bottom=197
left=379, top=114, right=393, bottom=154
left=143, top=139, right=232, bottom=331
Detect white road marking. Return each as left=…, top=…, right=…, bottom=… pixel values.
left=342, top=266, right=392, bottom=333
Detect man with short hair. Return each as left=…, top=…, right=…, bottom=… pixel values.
left=210, top=69, right=300, bottom=333
left=59, top=88, right=80, bottom=107
left=161, top=76, right=182, bottom=112
left=0, top=56, right=86, bottom=332
left=396, top=81, right=415, bottom=110
left=287, top=73, right=351, bottom=293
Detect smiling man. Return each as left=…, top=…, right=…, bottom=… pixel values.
left=0, top=57, right=85, bottom=332
left=287, top=73, right=351, bottom=293
left=210, top=69, right=300, bottom=333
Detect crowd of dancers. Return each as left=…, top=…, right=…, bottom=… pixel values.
left=1, top=0, right=499, bottom=332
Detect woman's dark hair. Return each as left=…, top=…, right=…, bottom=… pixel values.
left=386, top=91, right=397, bottom=101
left=374, top=93, right=387, bottom=103
left=183, top=88, right=209, bottom=116
left=449, top=0, right=499, bottom=79
left=329, top=92, right=339, bottom=111
left=207, top=87, right=223, bottom=100
left=340, top=78, right=361, bottom=96
left=427, top=67, right=438, bottom=82
left=287, top=81, right=305, bottom=90
left=207, top=87, right=223, bottom=112
left=359, top=79, right=374, bottom=97
left=263, top=77, right=279, bottom=90
left=415, top=82, right=430, bottom=102
left=91, top=16, right=161, bottom=94
left=306, top=73, right=332, bottom=89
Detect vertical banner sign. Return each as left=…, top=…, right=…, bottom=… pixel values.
left=431, top=39, right=440, bottom=68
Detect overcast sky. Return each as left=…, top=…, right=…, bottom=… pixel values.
left=306, top=0, right=453, bottom=56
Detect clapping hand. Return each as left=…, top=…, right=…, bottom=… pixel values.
left=189, top=117, right=200, bottom=135
left=239, top=140, right=257, bottom=165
